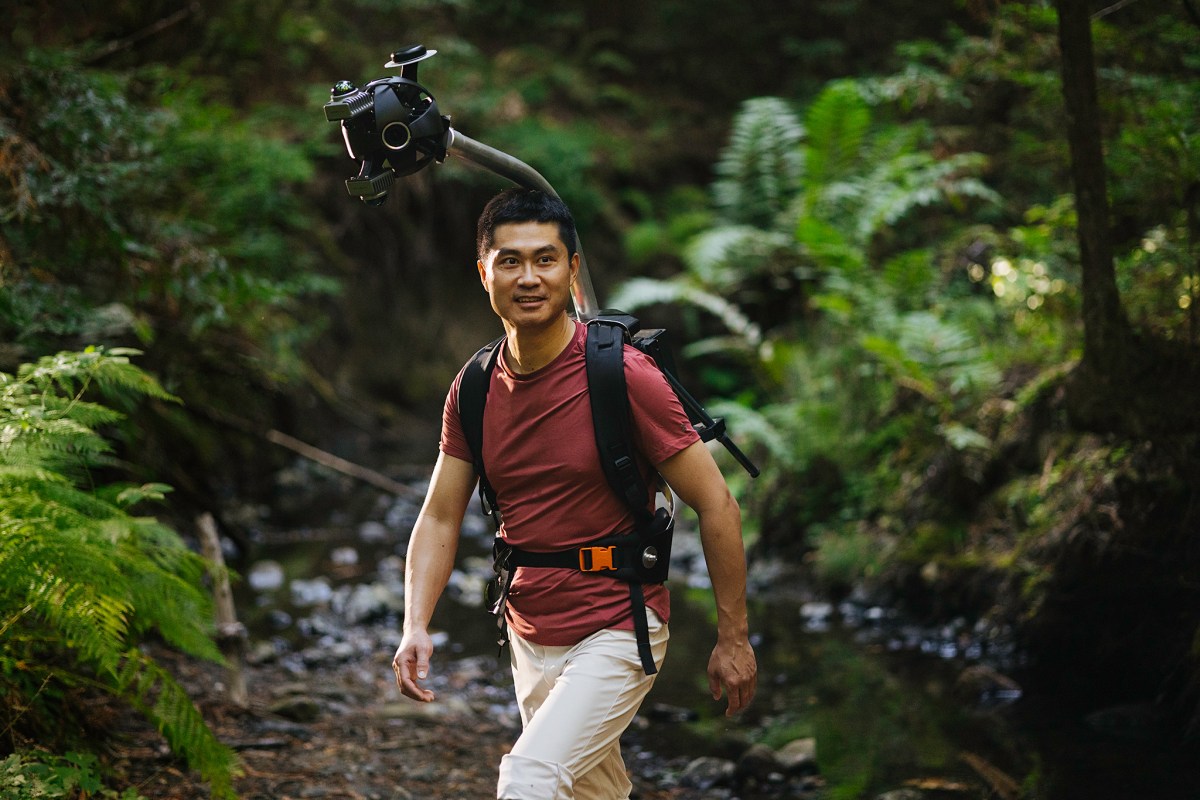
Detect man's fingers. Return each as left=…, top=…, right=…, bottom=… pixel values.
left=393, top=646, right=435, bottom=702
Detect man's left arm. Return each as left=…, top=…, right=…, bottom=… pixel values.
left=658, top=440, right=758, bottom=716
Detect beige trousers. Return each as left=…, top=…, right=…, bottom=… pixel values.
left=496, top=610, right=669, bottom=800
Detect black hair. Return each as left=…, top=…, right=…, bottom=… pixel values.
left=475, top=188, right=577, bottom=262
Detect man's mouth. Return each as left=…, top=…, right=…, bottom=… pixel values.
left=515, top=296, right=545, bottom=304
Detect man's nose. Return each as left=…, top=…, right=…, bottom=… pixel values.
left=517, top=263, right=539, bottom=284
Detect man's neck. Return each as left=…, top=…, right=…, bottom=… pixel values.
left=503, top=315, right=576, bottom=374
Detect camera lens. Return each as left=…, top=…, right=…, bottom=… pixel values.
left=382, top=122, right=412, bottom=151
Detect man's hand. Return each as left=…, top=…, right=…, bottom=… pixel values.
left=707, top=635, right=757, bottom=717
left=393, top=629, right=436, bottom=702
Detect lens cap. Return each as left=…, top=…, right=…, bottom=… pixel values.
left=385, top=44, right=437, bottom=69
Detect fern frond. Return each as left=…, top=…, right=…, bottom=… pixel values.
left=17, top=348, right=178, bottom=406
left=713, top=97, right=805, bottom=228
left=608, top=277, right=763, bottom=349
left=804, top=80, right=872, bottom=189
left=682, top=225, right=793, bottom=288
left=0, top=348, right=231, bottom=796
left=116, top=649, right=240, bottom=799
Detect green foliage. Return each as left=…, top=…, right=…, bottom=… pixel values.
left=0, top=751, right=146, bottom=800
left=0, top=49, right=335, bottom=375
left=0, top=349, right=238, bottom=799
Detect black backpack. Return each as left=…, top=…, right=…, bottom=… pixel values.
left=458, top=311, right=757, bottom=675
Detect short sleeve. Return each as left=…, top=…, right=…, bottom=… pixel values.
left=623, top=346, right=701, bottom=466
left=439, top=369, right=473, bottom=463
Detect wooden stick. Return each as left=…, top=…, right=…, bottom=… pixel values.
left=265, top=428, right=424, bottom=499
left=197, top=512, right=249, bottom=708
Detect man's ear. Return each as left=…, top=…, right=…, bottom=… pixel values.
left=569, top=252, right=580, bottom=284
left=477, top=259, right=489, bottom=289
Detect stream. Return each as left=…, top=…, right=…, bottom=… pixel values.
left=228, top=472, right=1200, bottom=799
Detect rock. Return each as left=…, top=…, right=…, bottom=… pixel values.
left=954, top=664, right=1022, bottom=709
left=248, top=560, right=285, bottom=592
left=776, top=737, right=817, bottom=773
left=876, top=790, right=925, bottom=800
left=678, top=756, right=735, bottom=790
left=643, top=702, right=698, bottom=723
left=269, top=696, right=321, bottom=723
left=358, top=520, right=389, bottom=543
left=735, top=742, right=782, bottom=782
left=247, top=640, right=280, bottom=665
left=330, top=546, right=359, bottom=566
left=290, top=577, right=333, bottom=607
left=334, top=582, right=404, bottom=624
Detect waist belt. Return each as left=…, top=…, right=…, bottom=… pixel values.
left=488, top=508, right=674, bottom=676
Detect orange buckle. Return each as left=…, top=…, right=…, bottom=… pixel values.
left=579, top=545, right=617, bottom=572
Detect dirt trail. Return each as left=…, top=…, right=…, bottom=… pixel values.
left=118, top=647, right=696, bottom=800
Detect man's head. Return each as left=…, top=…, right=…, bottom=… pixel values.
left=476, top=188, right=577, bottom=263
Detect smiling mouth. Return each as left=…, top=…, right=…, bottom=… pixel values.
left=515, top=296, right=545, bottom=304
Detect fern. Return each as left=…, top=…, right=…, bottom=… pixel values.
left=804, top=81, right=872, bottom=190
left=0, top=348, right=237, bottom=798
left=713, top=97, right=805, bottom=228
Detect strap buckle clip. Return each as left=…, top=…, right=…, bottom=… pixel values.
left=579, top=545, right=617, bottom=572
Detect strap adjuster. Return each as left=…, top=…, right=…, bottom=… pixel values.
left=579, top=545, right=617, bottom=572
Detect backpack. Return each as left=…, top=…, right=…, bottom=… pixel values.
left=457, top=311, right=757, bottom=675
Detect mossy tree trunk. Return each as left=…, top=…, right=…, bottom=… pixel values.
left=1055, top=0, right=1133, bottom=376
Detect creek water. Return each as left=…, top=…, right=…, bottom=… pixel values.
left=232, top=487, right=1200, bottom=800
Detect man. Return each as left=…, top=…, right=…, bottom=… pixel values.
left=393, top=188, right=756, bottom=800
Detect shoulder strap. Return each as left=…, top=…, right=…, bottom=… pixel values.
left=459, top=335, right=505, bottom=524
left=586, top=319, right=654, bottom=526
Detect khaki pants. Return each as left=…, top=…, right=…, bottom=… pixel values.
left=497, top=611, right=669, bottom=800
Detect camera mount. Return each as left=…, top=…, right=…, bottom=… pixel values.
left=324, top=44, right=599, bottom=319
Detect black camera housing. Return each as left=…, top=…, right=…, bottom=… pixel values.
left=324, top=45, right=449, bottom=205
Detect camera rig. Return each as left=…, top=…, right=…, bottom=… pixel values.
left=324, top=45, right=758, bottom=478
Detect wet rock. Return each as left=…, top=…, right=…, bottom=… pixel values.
left=876, top=790, right=925, bottom=800
left=358, top=520, right=389, bottom=543
left=954, top=664, right=1022, bottom=709
left=248, top=560, right=285, bottom=592
left=678, top=756, right=736, bottom=790
left=776, top=737, right=817, bottom=774
left=735, top=742, right=783, bottom=783
left=247, top=639, right=281, bottom=665
left=257, top=609, right=288, bottom=632
left=269, top=695, right=321, bottom=723
left=334, top=582, right=404, bottom=624
left=376, top=696, right=473, bottom=720
left=330, top=546, right=359, bottom=567
left=643, top=702, right=698, bottom=723
left=291, top=577, right=333, bottom=607
left=800, top=601, right=833, bottom=632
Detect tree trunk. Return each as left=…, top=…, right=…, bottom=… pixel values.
left=1055, top=0, right=1132, bottom=374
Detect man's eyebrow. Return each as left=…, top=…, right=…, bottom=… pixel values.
left=494, top=244, right=560, bottom=257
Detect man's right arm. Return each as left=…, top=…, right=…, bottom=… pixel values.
left=392, top=451, right=477, bottom=702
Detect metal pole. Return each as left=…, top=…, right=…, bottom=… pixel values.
left=446, top=127, right=600, bottom=320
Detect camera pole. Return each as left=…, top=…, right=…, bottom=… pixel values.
left=445, top=128, right=599, bottom=321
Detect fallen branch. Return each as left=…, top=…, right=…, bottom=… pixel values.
left=265, top=428, right=423, bottom=499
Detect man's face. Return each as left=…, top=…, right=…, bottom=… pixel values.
left=478, top=221, right=578, bottom=331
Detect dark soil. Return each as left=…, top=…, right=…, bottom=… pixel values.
left=111, top=646, right=704, bottom=800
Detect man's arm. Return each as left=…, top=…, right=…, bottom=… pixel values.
left=392, top=451, right=477, bottom=702
left=657, top=440, right=757, bottom=716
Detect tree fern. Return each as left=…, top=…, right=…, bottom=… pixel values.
left=0, top=348, right=238, bottom=798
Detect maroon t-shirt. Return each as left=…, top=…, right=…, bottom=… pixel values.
left=441, top=321, right=699, bottom=645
